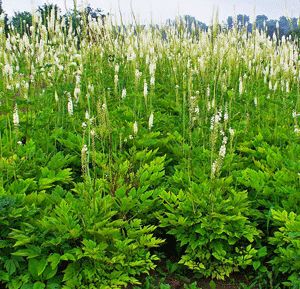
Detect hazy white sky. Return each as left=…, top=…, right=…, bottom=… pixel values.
left=3, top=0, right=300, bottom=23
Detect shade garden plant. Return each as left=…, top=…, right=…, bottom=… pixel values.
left=0, top=8, right=299, bottom=289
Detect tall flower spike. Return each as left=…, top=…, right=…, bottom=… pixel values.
left=13, top=104, right=19, bottom=127
left=144, top=80, right=148, bottom=98
left=133, top=121, right=138, bottom=135
left=67, top=95, right=73, bottom=116
left=121, top=88, right=127, bottom=99
left=54, top=91, right=59, bottom=102
left=148, top=112, right=154, bottom=130
left=74, top=87, right=80, bottom=103
left=81, top=144, right=88, bottom=176
left=239, top=77, right=243, bottom=95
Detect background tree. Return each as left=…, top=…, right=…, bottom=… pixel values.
left=279, top=16, right=290, bottom=37
left=266, top=19, right=277, bottom=38
left=255, top=15, right=268, bottom=31
left=225, top=15, right=251, bottom=32
left=63, top=5, right=106, bottom=41
left=227, top=16, right=233, bottom=29
left=37, top=3, right=61, bottom=26
left=84, top=6, right=106, bottom=21
left=11, top=11, right=32, bottom=34
left=166, top=15, right=207, bottom=32
left=237, top=14, right=249, bottom=26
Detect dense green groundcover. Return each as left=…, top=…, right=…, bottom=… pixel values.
left=0, top=10, right=300, bottom=289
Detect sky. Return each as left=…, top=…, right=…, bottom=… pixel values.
left=3, top=0, right=300, bottom=24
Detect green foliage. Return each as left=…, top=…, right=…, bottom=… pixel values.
left=234, top=136, right=300, bottom=215
left=107, top=148, right=166, bottom=224
left=0, top=6, right=299, bottom=288
left=0, top=181, right=163, bottom=288
left=159, top=179, right=260, bottom=280
left=269, top=210, right=300, bottom=288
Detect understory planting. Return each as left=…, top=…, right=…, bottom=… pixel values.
left=0, top=9, right=300, bottom=289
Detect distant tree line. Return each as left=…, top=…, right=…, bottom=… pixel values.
left=226, top=14, right=300, bottom=39
left=0, top=3, right=106, bottom=35
left=168, top=14, right=300, bottom=40
left=0, top=2, right=299, bottom=40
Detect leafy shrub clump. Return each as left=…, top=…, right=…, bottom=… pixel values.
left=159, top=179, right=260, bottom=280
left=0, top=182, right=163, bottom=288
left=269, top=210, right=300, bottom=289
